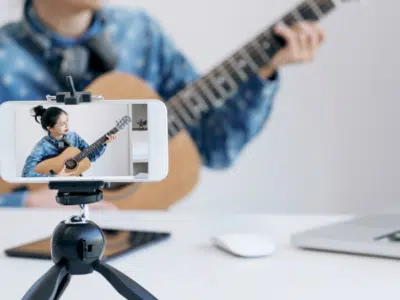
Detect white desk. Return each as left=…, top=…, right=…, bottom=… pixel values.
left=0, top=209, right=399, bottom=300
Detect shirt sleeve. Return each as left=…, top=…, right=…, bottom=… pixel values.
left=0, top=191, right=28, bottom=207
left=74, top=133, right=106, bottom=162
left=144, top=12, right=281, bottom=169
left=21, top=143, right=56, bottom=177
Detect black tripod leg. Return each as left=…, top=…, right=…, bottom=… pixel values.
left=93, top=260, right=158, bottom=300
left=22, top=264, right=69, bottom=300
left=54, top=273, right=72, bottom=300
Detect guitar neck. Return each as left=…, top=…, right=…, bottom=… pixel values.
left=75, top=127, right=119, bottom=162
left=166, top=0, right=338, bottom=137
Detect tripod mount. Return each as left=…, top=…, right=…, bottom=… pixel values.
left=21, top=181, right=158, bottom=300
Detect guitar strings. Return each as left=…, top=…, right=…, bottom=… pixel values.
left=74, top=128, right=119, bottom=162
left=167, top=0, right=334, bottom=132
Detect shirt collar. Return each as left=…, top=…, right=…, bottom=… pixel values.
left=47, top=132, right=67, bottom=142
left=22, top=0, right=105, bottom=49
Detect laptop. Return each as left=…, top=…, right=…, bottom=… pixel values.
left=290, top=214, right=400, bottom=259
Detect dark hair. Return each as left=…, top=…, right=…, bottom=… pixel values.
left=31, top=105, right=68, bottom=131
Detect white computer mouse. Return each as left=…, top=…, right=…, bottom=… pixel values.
left=212, top=233, right=276, bottom=258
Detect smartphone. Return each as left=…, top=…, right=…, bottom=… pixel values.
left=0, top=99, right=168, bottom=183
left=5, top=228, right=171, bottom=261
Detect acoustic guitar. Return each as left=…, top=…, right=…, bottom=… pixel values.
left=33, top=116, right=131, bottom=176
left=0, top=0, right=354, bottom=209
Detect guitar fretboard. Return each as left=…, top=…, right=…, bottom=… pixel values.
left=74, top=127, right=119, bottom=162
left=166, top=0, right=337, bottom=137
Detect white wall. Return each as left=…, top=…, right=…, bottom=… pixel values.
left=15, top=103, right=131, bottom=177
left=2, top=1, right=399, bottom=214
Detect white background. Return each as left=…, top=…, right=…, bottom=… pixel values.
left=2, top=0, right=399, bottom=213
left=15, top=103, right=131, bottom=177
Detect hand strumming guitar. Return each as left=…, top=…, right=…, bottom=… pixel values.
left=259, top=21, right=325, bottom=79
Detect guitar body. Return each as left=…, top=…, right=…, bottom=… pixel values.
left=34, top=147, right=91, bottom=176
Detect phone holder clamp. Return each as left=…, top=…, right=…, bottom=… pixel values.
left=45, top=75, right=104, bottom=104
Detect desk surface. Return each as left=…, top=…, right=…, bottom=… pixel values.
left=0, top=209, right=398, bottom=300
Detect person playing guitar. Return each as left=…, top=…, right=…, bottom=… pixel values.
left=0, top=0, right=325, bottom=209
left=21, top=105, right=116, bottom=178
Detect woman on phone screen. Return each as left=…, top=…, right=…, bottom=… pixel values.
left=21, top=105, right=116, bottom=177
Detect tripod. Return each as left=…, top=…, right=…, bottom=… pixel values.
left=21, top=181, right=158, bottom=300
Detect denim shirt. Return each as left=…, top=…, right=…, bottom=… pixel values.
left=0, top=3, right=281, bottom=206
left=21, top=131, right=106, bottom=177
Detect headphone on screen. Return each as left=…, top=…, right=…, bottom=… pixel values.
left=20, top=0, right=119, bottom=85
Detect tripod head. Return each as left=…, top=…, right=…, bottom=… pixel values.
left=48, top=181, right=108, bottom=274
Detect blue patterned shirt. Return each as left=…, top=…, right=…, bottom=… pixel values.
left=0, top=2, right=280, bottom=207
left=21, top=131, right=107, bottom=177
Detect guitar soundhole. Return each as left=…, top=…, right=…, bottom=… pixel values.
left=65, top=159, right=78, bottom=170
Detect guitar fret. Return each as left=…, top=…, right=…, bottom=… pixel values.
left=237, top=49, right=260, bottom=72
left=245, top=43, right=266, bottom=68
left=185, top=89, right=209, bottom=112
left=217, top=65, right=238, bottom=95
left=171, top=98, right=196, bottom=124
left=167, top=113, right=179, bottom=136
left=204, top=77, right=229, bottom=107
left=317, top=0, right=336, bottom=14
left=264, top=29, right=283, bottom=48
left=307, top=0, right=324, bottom=19
left=283, top=11, right=299, bottom=26
left=291, top=8, right=304, bottom=22
left=223, top=60, right=245, bottom=84
left=168, top=128, right=176, bottom=137
left=196, top=80, right=220, bottom=107
left=168, top=121, right=179, bottom=137
left=228, top=56, right=250, bottom=82
left=187, top=95, right=206, bottom=114
left=298, top=2, right=319, bottom=20
left=167, top=110, right=185, bottom=130
left=167, top=114, right=184, bottom=136
left=204, top=77, right=223, bottom=100
left=210, top=67, right=237, bottom=99
left=206, top=72, right=228, bottom=99
left=179, top=97, right=199, bottom=121
left=193, top=82, right=215, bottom=108
left=251, top=40, right=270, bottom=63
left=260, top=30, right=283, bottom=58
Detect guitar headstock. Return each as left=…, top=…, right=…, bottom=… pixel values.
left=116, top=115, right=132, bottom=130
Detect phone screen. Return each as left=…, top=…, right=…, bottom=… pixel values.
left=0, top=100, right=169, bottom=183
left=5, top=229, right=170, bottom=260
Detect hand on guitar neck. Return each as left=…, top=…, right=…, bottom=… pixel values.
left=259, top=21, right=325, bottom=79
left=104, top=134, right=117, bottom=144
